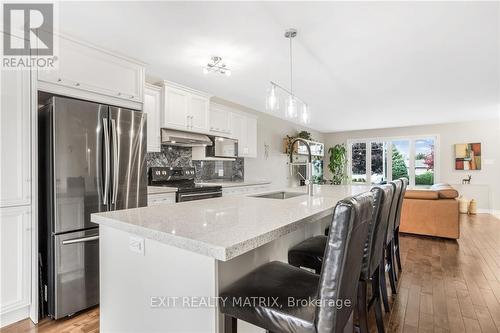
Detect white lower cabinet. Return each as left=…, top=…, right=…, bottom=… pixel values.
left=0, top=206, right=31, bottom=326
left=148, top=193, right=176, bottom=206
left=222, top=184, right=270, bottom=196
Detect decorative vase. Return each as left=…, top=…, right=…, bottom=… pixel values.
left=458, top=196, right=469, bottom=214
left=468, top=199, right=477, bottom=215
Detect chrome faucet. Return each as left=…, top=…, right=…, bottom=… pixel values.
left=289, top=138, right=313, bottom=196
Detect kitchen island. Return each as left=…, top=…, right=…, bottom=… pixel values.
left=91, top=185, right=369, bottom=333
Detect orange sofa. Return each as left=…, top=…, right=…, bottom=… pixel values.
left=400, top=183, right=460, bottom=239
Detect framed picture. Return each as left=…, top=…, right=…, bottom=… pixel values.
left=455, top=143, right=481, bottom=170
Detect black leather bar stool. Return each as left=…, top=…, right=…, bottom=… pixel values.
left=383, top=180, right=402, bottom=298
left=357, top=185, right=394, bottom=333
left=219, top=192, right=374, bottom=333
left=393, top=178, right=408, bottom=272
left=287, top=186, right=394, bottom=333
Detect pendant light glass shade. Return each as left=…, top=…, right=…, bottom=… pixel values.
left=266, top=84, right=279, bottom=111
left=286, top=96, right=298, bottom=119
left=301, top=104, right=310, bottom=124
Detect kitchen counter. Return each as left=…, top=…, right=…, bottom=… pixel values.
left=195, top=179, right=271, bottom=188
left=147, top=185, right=177, bottom=194
left=92, top=185, right=371, bottom=333
left=92, top=185, right=367, bottom=261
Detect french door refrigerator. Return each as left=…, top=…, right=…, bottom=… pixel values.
left=38, top=95, right=147, bottom=319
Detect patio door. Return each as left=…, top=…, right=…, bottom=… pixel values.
left=347, top=136, right=438, bottom=186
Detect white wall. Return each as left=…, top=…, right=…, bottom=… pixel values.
left=211, top=97, right=324, bottom=189
left=322, top=118, right=500, bottom=211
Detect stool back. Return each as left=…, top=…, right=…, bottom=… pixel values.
left=394, top=177, right=409, bottom=230
left=386, top=179, right=402, bottom=245
left=361, top=184, right=395, bottom=280
left=314, top=191, right=374, bottom=332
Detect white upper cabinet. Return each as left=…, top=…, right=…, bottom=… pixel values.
left=231, top=112, right=258, bottom=158
left=209, top=103, right=232, bottom=135
left=0, top=67, right=31, bottom=207
left=162, top=81, right=210, bottom=133
left=189, top=95, right=209, bottom=132
left=38, top=34, right=144, bottom=109
left=144, top=84, right=162, bottom=152
left=245, top=117, right=258, bottom=158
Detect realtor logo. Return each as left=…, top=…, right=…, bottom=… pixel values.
left=3, top=3, right=54, bottom=56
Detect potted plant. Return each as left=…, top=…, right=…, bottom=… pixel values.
left=328, top=144, right=347, bottom=185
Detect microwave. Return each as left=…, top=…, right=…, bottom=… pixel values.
left=206, top=136, right=238, bottom=158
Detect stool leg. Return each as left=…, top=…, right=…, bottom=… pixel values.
left=224, top=315, right=237, bottom=333
left=378, top=259, right=390, bottom=313
left=387, top=243, right=397, bottom=295
left=372, top=270, right=386, bottom=333
left=394, top=228, right=402, bottom=271
left=357, top=280, right=369, bottom=333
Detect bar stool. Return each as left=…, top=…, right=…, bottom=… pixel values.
left=357, top=185, right=394, bottom=333
left=384, top=180, right=402, bottom=298
left=219, top=192, right=374, bottom=333
left=288, top=186, right=394, bottom=333
left=393, top=178, right=408, bottom=272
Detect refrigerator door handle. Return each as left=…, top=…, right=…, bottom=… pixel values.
left=62, top=235, right=99, bottom=245
left=103, top=117, right=110, bottom=205
left=111, top=119, right=119, bottom=204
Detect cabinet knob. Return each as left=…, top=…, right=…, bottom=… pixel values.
left=57, top=78, right=62, bottom=82
left=117, top=92, right=122, bottom=96
left=130, top=96, right=134, bottom=99
left=75, top=82, right=80, bottom=87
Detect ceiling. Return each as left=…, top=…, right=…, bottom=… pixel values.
left=59, top=1, right=499, bottom=133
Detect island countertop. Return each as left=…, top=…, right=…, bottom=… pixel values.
left=91, top=185, right=370, bottom=261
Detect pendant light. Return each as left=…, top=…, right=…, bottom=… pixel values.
left=266, top=28, right=310, bottom=124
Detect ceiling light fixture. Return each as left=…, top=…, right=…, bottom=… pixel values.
left=203, top=56, right=231, bottom=76
left=266, top=28, right=309, bottom=124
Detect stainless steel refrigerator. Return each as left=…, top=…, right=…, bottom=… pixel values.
left=38, top=94, right=147, bottom=319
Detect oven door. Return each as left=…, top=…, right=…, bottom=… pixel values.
left=177, top=191, right=223, bottom=202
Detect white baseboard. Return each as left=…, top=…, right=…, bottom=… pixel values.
left=476, top=209, right=500, bottom=217
left=0, top=305, right=30, bottom=328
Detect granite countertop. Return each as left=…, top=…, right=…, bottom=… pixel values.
left=195, top=180, right=271, bottom=188
left=91, top=185, right=370, bottom=261
left=147, top=186, right=178, bottom=194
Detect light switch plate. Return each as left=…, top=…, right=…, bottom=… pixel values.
left=129, top=236, right=145, bottom=255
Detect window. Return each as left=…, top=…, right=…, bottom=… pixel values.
left=347, top=135, right=438, bottom=187
left=351, top=143, right=367, bottom=183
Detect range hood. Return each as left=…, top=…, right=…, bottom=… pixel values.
left=161, top=128, right=212, bottom=147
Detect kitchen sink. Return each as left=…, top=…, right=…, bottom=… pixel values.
left=250, top=191, right=306, bottom=200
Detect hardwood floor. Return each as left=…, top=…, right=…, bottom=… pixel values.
left=0, top=307, right=99, bottom=333
left=385, top=213, right=500, bottom=333
left=2, top=214, right=499, bottom=333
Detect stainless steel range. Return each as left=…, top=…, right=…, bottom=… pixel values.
left=148, top=167, right=222, bottom=202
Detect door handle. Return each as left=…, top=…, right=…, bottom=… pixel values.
left=62, top=235, right=99, bottom=245
left=111, top=119, right=119, bottom=205
left=179, top=191, right=222, bottom=198
left=102, top=118, right=110, bottom=205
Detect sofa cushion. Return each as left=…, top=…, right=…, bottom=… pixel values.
left=405, top=189, right=439, bottom=200
left=431, top=184, right=459, bottom=199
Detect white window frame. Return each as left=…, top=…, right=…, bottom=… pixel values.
left=347, top=134, right=440, bottom=187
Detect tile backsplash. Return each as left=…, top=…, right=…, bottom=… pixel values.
left=146, top=146, right=192, bottom=168
left=146, top=146, right=244, bottom=181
